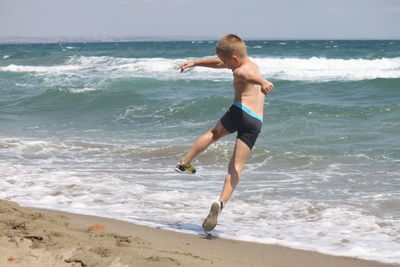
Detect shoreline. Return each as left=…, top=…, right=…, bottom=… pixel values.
left=1, top=200, right=397, bottom=267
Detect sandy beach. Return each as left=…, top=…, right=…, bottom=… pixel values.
left=0, top=200, right=397, bottom=267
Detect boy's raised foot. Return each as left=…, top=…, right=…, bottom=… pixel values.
left=175, top=163, right=196, bottom=174
left=202, top=200, right=223, bottom=233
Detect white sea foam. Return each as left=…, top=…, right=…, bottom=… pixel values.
left=254, top=56, right=400, bottom=81
left=2, top=55, right=400, bottom=81
left=0, top=64, right=83, bottom=73
left=62, top=87, right=101, bottom=93
left=217, top=200, right=400, bottom=263
left=1, top=137, right=400, bottom=264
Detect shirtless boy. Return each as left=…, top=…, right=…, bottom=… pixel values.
left=175, top=34, right=274, bottom=232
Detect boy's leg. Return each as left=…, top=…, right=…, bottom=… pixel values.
left=219, top=138, right=251, bottom=206
left=180, top=121, right=230, bottom=167
left=202, top=138, right=251, bottom=232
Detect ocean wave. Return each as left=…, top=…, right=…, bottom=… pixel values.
left=1, top=136, right=400, bottom=263
left=255, top=56, right=400, bottom=81
left=61, top=87, right=101, bottom=94
left=1, top=55, right=400, bottom=81
left=0, top=63, right=83, bottom=73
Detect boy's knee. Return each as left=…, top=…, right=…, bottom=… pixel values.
left=210, top=128, right=224, bottom=141
left=210, top=122, right=229, bottom=141
left=228, top=162, right=244, bottom=176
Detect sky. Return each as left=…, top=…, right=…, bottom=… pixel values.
left=1, top=0, right=400, bottom=39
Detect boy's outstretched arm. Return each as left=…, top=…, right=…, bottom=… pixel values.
left=178, top=58, right=227, bottom=73
left=234, top=69, right=274, bottom=95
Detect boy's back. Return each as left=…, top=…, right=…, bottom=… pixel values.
left=232, top=59, right=266, bottom=119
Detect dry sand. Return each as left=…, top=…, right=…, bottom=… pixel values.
left=0, top=199, right=397, bottom=267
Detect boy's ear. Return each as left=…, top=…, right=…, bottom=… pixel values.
left=232, top=54, right=240, bottom=63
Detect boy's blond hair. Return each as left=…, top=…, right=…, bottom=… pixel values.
left=216, top=34, right=247, bottom=58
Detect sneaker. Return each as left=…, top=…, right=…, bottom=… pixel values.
left=202, top=200, right=223, bottom=232
left=175, top=163, right=196, bottom=174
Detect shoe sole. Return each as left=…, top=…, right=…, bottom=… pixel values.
left=174, top=167, right=196, bottom=174
left=174, top=167, right=184, bottom=173
left=202, top=202, right=220, bottom=232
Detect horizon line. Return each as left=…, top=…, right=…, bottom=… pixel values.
left=0, top=35, right=399, bottom=45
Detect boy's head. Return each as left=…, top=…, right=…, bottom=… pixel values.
left=216, top=34, right=247, bottom=59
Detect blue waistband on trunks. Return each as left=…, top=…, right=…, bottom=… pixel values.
left=233, top=102, right=263, bottom=122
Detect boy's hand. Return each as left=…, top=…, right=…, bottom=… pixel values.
left=178, top=61, right=195, bottom=73
left=261, top=81, right=274, bottom=95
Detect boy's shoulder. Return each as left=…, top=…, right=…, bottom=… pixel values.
left=234, top=60, right=259, bottom=76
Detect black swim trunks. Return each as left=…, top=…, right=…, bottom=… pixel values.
left=220, top=102, right=263, bottom=150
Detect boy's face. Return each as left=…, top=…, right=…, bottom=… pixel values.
left=217, top=53, right=241, bottom=70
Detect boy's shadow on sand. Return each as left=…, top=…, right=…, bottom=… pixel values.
left=164, top=223, right=222, bottom=240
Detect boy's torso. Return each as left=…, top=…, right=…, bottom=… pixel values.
left=232, top=60, right=265, bottom=118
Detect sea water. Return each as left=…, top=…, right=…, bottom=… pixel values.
left=0, top=40, right=399, bottom=263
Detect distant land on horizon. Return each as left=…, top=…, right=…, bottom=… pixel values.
left=0, top=35, right=218, bottom=44
left=0, top=35, right=399, bottom=44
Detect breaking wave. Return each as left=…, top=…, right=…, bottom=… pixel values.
left=1, top=55, right=400, bottom=81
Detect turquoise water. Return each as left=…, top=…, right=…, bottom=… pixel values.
left=1, top=40, right=399, bottom=263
